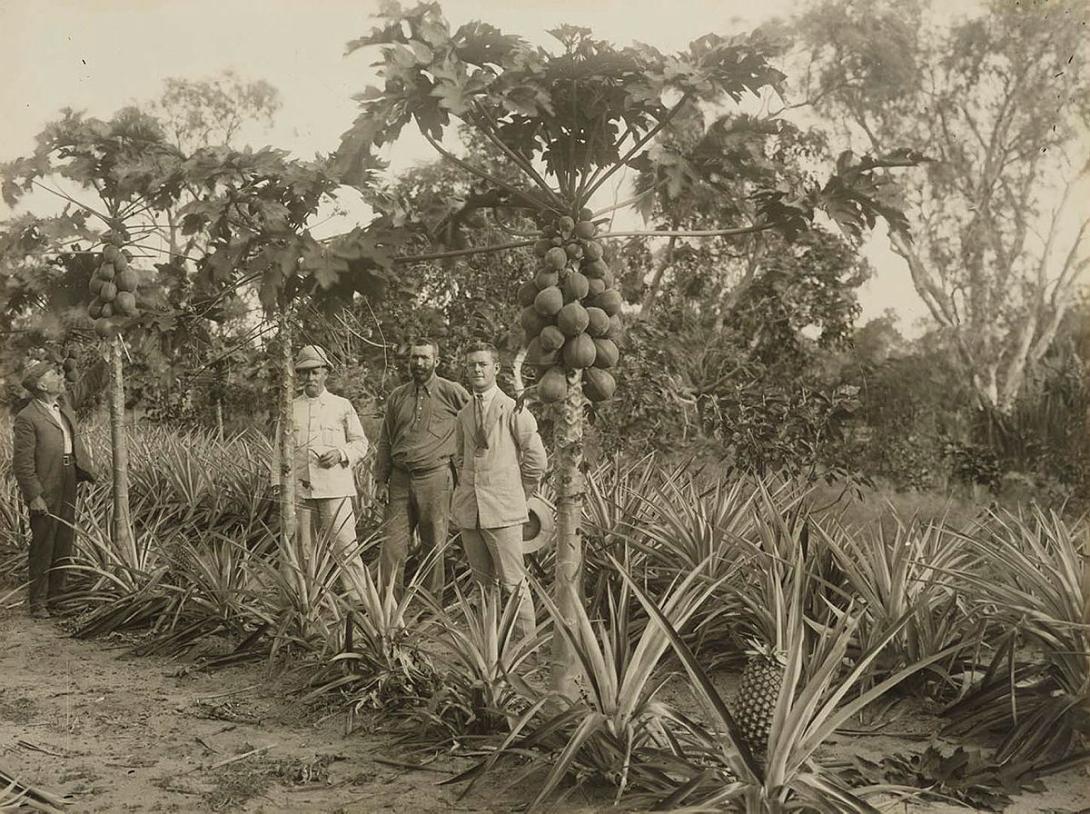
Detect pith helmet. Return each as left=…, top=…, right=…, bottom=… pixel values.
left=294, top=345, right=333, bottom=371
left=521, top=495, right=556, bottom=554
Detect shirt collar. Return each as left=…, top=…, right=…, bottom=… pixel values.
left=474, top=384, right=499, bottom=404
left=36, top=396, right=60, bottom=410
left=415, top=373, right=437, bottom=394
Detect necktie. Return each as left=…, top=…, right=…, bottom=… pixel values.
left=474, top=394, right=489, bottom=450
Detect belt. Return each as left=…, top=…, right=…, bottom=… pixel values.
left=61, top=454, right=74, bottom=466
left=395, top=461, right=449, bottom=478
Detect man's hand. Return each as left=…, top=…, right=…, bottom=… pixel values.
left=28, top=496, right=48, bottom=515
left=316, top=449, right=343, bottom=468
left=374, top=482, right=389, bottom=504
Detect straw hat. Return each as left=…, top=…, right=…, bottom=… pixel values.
left=521, top=495, right=556, bottom=554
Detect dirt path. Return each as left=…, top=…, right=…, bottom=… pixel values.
left=0, top=608, right=563, bottom=813
left=3, top=607, right=1087, bottom=813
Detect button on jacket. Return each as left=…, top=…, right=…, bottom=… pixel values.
left=272, top=391, right=369, bottom=499
left=452, top=387, right=547, bottom=530
left=374, top=375, right=469, bottom=480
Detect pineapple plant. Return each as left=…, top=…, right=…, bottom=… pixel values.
left=729, top=638, right=787, bottom=765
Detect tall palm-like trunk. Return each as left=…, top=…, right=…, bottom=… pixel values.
left=550, top=370, right=586, bottom=698
left=276, top=310, right=301, bottom=602
left=109, top=335, right=134, bottom=555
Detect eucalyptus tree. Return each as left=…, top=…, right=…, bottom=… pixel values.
left=793, top=0, right=1090, bottom=411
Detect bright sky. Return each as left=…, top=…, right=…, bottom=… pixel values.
left=0, top=0, right=998, bottom=336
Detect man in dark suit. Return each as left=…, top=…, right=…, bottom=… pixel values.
left=11, top=361, right=96, bottom=618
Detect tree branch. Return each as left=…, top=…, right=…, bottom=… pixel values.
left=580, top=94, right=691, bottom=206
left=392, top=238, right=535, bottom=265
left=471, top=102, right=567, bottom=211
left=598, top=224, right=771, bottom=240
left=31, top=181, right=112, bottom=224
left=422, top=132, right=557, bottom=214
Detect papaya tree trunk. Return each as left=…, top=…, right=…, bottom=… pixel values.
left=276, top=310, right=301, bottom=602
left=109, top=335, right=134, bottom=555
left=550, top=369, right=586, bottom=698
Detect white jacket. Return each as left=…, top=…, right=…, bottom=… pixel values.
left=271, top=390, right=368, bottom=499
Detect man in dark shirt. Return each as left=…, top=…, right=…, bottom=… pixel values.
left=375, top=339, right=470, bottom=596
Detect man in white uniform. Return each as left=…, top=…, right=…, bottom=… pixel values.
left=272, top=345, right=370, bottom=594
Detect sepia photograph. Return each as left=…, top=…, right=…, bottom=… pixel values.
left=1, top=0, right=1088, bottom=811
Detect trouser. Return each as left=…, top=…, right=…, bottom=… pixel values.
left=28, top=462, right=77, bottom=610
left=296, top=496, right=370, bottom=599
left=379, top=465, right=452, bottom=597
left=460, top=524, right=535, bottom=639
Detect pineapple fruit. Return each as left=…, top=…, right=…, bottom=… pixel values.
left=729, top=639, right=786, bottom=764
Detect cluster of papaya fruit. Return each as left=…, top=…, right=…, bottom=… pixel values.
left=519, top=211, right=622, bottom=403
left=88, top=236, right=139, bottom=338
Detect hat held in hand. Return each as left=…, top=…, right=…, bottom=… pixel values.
left=522, top=495, right=555, bottom=554
left=294, top=345, right=333, bottom=370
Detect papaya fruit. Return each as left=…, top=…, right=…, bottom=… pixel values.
left=592, top=288, right=622, bottom=316
left=533, top=286, right=564, bottom=317
left=533, top=239, right=552, bottom=258
left=93, top=318, right=116, bottom=339
left=115, top=291, right=138, bottom=316
left=538, top=367, right=568, bottom=403
left=88, top=299, right=104, bottom=319
left=89, top=277, right=106, bottom=296
left=556, top=301, right=590, bottom=337
left=556, top=215, right=575, bottom=236
left=101, top=245, right=120, bottom=264
left=587, top=277, right=606, bottom=297
left=564, top=242, right=584, bottom=261
left=100, top=302, right=114, bottom=318
left=599, top=269, right=615, bottom=289
left=539, top=325, right=565, bottom=352
left=551, top=236, right=564, bottom=247
left=99, top=282, right=118, bottom=302
left=607, top=314, right=624, bottom=341
left=520, top=306, right=548, bottom=338
left=518, top=280, right=538, bottom=307
left=585, top=307, right=610, bottom=337
left=535, top=269, right=559, bottom=290
left=115, top=269, right=138, bottom=293
left=584, top=259, right=609, bottom=278
left=112, top=252, right=129, bottom=273
left=545, top=246, right=568, bottom=272
left=563, top=333, right=596, bottom=369
left=583, top=241, right=603, bottom=261
left=562, top=271, right=589, bottom=302
left=579, top=207, right=594, bottom=221
left=525, top=337, right=559, bottom=369
left=583, top=368, right=616, bottom=402
left=574, top=220, right=596, bottom=239
left=96, top=262, right=115, bottom=281
left=592, top=338, right=619, bottom=368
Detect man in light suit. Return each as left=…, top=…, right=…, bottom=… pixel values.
left=12, top=361, right=97, bottom=618
left=452, top=341, right=547, bottom=639
left=271, top=345, right=370, bottom=594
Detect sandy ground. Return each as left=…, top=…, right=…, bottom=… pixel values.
left=2, top=607, right=1087, bottom=813
left=0, top=608, right=589, bottom=813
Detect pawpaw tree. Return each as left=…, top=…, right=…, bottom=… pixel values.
left=1, top=108, right=402, bottom=588
left=332, top=2, right=921, bottom=695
